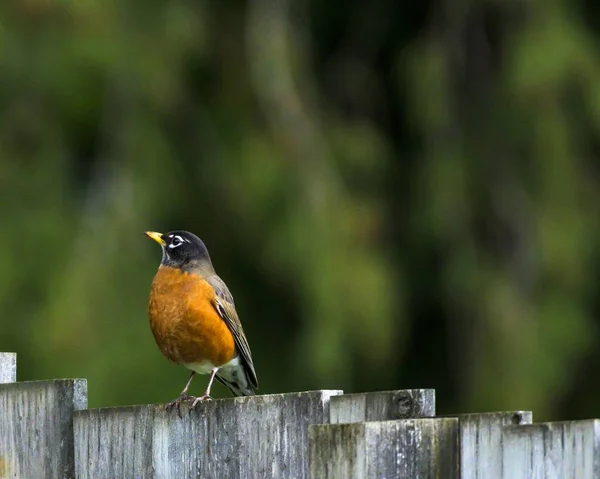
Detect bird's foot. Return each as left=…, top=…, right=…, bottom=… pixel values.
left=190, top=394, right=213, bottom=412
left=166, top=394, right=197, bottom=418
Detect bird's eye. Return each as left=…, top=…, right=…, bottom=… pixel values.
left=168, top=236, right=184, bottom=249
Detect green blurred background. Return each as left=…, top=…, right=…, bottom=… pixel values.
left=1, top=0, right=600, bottom=421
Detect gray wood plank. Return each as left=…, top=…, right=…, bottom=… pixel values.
left=309, top=418, right=459, bottom=479
left=502, top=420, right=600, bottom=479
left=330, top=389, right=435, bottom=424
left=457, top=411, right=532, bottom=479
left=0, top=352, right=16, bottom=384
left=0, top=379, right=88, bottom=478
left=74, top=389, right=342, bottom=479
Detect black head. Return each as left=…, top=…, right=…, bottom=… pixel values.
left=145, top=230, right=211, bottom=269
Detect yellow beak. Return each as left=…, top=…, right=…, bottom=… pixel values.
left=145, top=231, right=166, bottom=246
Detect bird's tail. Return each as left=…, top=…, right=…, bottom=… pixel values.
left=215, top=373, right=256, bottom=397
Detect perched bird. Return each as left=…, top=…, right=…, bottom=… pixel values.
left=145, top=230, right=258, bottom=415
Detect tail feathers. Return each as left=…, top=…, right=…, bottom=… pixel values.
left=215, top=374, right=255, bottom=397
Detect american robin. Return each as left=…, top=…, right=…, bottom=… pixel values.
left=145, top=230, right=258, bottom=415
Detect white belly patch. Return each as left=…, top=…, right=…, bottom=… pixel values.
left=185, top=356, right=240, bottom=375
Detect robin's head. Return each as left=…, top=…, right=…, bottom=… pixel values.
left=145, top=230, right=211, bottom=269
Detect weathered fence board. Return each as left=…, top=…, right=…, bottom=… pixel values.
left=329, top=389, right=435, bottom=424
left=1, top=350, right=599, bottom=479
left=502, top=420, right=600, bottom=479
left=0, top=352, right=16, bottom=384
left=309, top=418, right=459, bottom=479
left=0, top=379, right=88, bottom=478
left=74, top=390, right=342, bottom=479
left=457, top=411, right=533, bottom=479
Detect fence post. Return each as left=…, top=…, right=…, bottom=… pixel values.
left=74, top=389, right=342, bottom=479
left=502, top=420, right=600, bottom=479
left=309, top=417, right=459, bottom=478
left=456, top=411, right=532, bottom=479
left=0, top=352, right=16, bottom=384
left=0, top=378, right=87, bottom=478
left=329, top=389, right=435, bottom=424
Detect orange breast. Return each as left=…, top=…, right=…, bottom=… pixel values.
left=148, top=265, right=236, bottom=367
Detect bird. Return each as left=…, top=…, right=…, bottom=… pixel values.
left=144, top=230, right=258, bottom=416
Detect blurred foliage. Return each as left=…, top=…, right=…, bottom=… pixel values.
left=1, top=0, right=599, bottom=421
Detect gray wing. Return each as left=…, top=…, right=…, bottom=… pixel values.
left=206, top=275, right=259, bottom=390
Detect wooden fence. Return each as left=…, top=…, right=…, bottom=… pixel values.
left=1, top=352, right=599, bottom=478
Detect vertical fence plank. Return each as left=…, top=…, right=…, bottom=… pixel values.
left=330, top=389, right=435, bottom=424
left=0, top=353, right=16, bottom=384
left=74, top=390, right=342, bottom=479
left=309, top=418, right=459, bottom=479
left=1, top=370, right=598, bottom=479
left=456, top=411, right=532, bottom=479
left=502, top=420, right=600, bottom=479
left=0, top=379, right=88, bottom=478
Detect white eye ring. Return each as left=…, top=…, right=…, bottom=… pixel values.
left=168, top=235, right=184, bottom=249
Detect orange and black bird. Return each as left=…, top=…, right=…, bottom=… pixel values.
left=145, top=230, right=258, bottom=414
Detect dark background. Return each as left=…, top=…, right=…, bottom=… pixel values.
left=1, top=0, right=599, bottom=421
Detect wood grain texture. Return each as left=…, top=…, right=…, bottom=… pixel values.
left=74, top=390, right=342, bottom=479
left=0, top=353, right=16, bottom=384
left=329, top=389, right=435, bottom=424
left=502, top=420, right=600, bottom=479
left=0, top=379, right=88, bottom=478
left=456, top=411, right=533, bottom=479
left=309, top=418, right=459, bottom=479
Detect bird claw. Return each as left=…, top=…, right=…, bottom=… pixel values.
left=166, top=394, right=197, bottom=418
left=189, top=394, right=212, bottom=413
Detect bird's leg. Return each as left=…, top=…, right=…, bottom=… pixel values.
left=190, top=369, right=218, bottom=410
left=166, top=371, right=196, bottom=418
